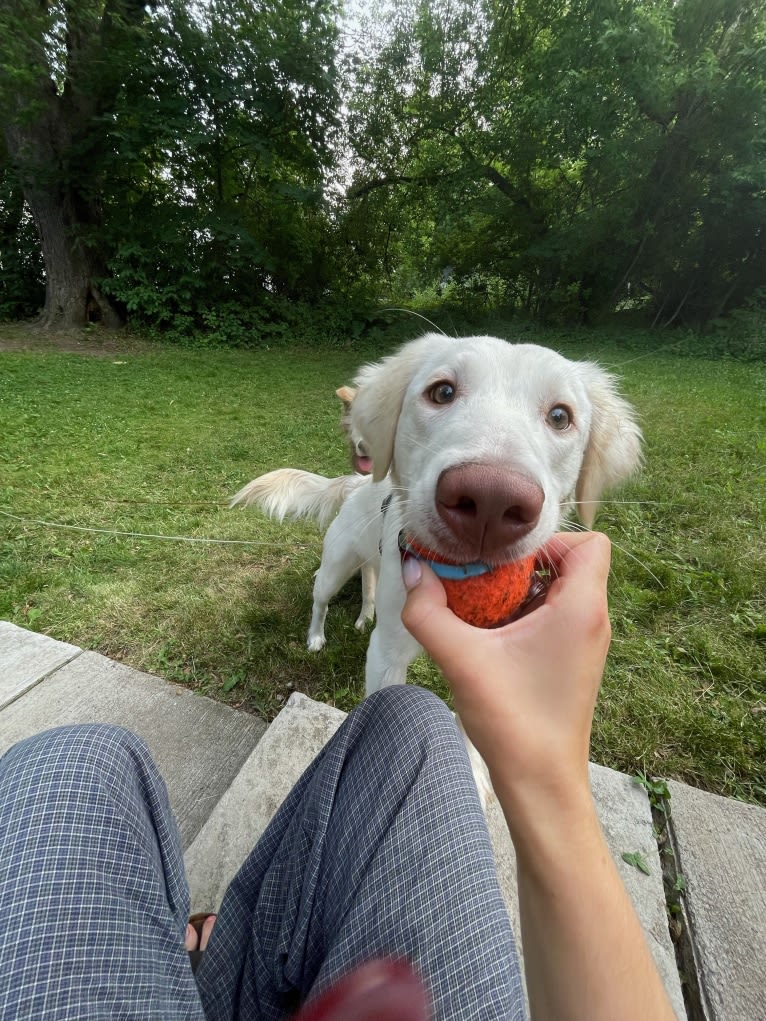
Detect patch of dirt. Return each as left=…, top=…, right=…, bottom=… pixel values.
left=0, top=321, right=153, bottom=357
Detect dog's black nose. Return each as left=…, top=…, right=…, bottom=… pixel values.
left=436, top=465, right=544, bottom=558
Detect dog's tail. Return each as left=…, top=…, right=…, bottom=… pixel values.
left=229, top=469, right=368, bottom=529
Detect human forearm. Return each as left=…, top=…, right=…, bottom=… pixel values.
left=400, top=533, right=676, bottom=1019
left=498, top=779, right=677, bottom=1021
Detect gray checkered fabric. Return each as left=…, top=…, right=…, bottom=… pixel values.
left=0, top=686, right=525, bottom=1020
left=0, top=723, right=203, bottom=1019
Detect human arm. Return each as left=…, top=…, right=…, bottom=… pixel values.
left=400, top=531, right=677, bottom=1021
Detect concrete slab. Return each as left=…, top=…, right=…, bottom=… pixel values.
left=184, top=693, right=684, bottom=1016
left=185, top=691, right=346, bottom=912
left=0, top=650, right=266, bottom=848
left=591, top=763, right=685, bottom=1018
left=667, top=779, right=766, bottom=1021
left=0, top=621, right=81, bottom=709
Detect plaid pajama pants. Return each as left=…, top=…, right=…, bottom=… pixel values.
left=0, top=685, right=525, bottom=1020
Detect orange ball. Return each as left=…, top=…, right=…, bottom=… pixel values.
left=400, top=534, right=538, bottom=628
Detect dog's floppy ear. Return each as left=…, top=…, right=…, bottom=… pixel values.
left=351, top=335, right=441, bottom=482
left=350, top=361, right=408, bottom=482
left=576, top=365, right=643, bottom=528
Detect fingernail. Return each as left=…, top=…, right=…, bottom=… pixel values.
left=401, top=553, right=422, bottom=589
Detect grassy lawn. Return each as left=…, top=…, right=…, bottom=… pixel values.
left=1, top=321, right=764, bottom=805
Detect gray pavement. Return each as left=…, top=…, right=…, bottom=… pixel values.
left=2, top=621, right=765, bottom=1018
left=667, top=780, right=766, bottom=1021
left=0, top=622, right=265, bottom=847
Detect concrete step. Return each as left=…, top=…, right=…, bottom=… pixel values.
left=491, top=759, right=687, bottom=1018
left=184, top=692, right=346, bottom=911
left=0, top=623, right=266, bottom=848
left=0, top=620, right=81, bottom=709
left=667, top=780, right=766, bottom=1021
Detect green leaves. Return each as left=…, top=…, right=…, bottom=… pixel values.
left=342, top=0, right=766, bottom=329
left=3, top=0, right=765, bottom=335
left=621, top=851, right=651, bottom=875
left=1, top=0, right=344, bottom=330
left=635, top=773, right=672, bottom=813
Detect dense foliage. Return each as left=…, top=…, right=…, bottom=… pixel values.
left=344, top=0, right=766, bottom=328
left=1, top=0, right=764, bottom=338
left=0, top=0, right=344, bottom=333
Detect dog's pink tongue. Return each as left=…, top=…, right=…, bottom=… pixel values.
left=356, top=456, right=373, bottom=475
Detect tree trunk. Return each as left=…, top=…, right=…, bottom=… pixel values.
left=2, top=12, right=130, bottom=332
left=24, top=181, right=123, bottom=330
left=4, top=107, right=124, bottom=330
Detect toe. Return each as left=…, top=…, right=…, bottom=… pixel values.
left=200, top=914, right=217, bottom=951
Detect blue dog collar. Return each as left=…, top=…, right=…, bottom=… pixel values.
left=398, top=531, right=491, bottom=580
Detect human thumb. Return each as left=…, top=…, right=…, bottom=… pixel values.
left=400, top=555, right=470, bottom=661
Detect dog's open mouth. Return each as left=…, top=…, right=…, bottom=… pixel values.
left=398, top=530, right=550, bottom=627
left=397, top=522, right=534, bottom=572
left=398, top=531, right=493, bottom=577
left=354, top=455, right=373, bottom=475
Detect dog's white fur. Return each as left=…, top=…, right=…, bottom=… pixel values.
left=232, top=333, right=642, bottom=696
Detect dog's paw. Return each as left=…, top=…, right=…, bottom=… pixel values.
left=307, top=634, right=326, bottom=652
left=354, top=614, right=372, bottom=632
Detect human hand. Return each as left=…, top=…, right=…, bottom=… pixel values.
left=400, top=531, right=612, bottom=805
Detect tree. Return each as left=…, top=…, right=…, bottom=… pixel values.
left=0, top=0, right=160, bottom=328
left=616, top=0, right=766, bottom=326
left=0, top=0, right=342, bottom=332
left=342, top=0, right=766, bottom=326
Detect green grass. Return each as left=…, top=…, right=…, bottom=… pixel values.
left=1, top=322, right=764, bottom=804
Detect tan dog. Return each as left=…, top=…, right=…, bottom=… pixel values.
left=336, top=386, right=373, bottom=475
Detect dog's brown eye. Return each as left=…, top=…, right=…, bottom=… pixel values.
left=547, top=405, right=571, bottom=430
left=429, top=381, right=456, bottom=405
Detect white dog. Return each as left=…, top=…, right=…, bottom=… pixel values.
left=232, top=333, right=642, bottom=697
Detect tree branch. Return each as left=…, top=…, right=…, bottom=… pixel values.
left=482, top=163, right=531, bottom=210
left=347, top=170, right=456, bottom=199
